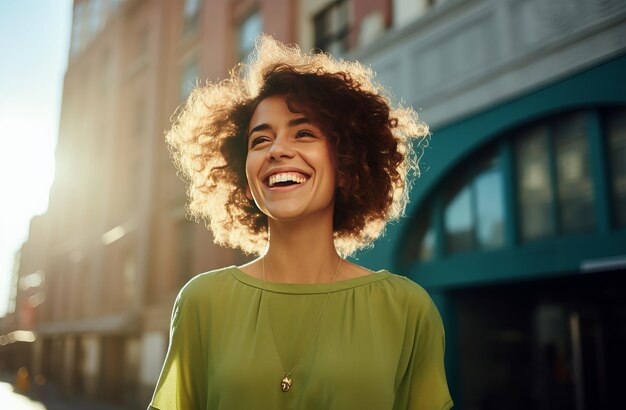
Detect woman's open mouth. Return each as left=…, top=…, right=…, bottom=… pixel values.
left=265, top=172, right=309, bottom=188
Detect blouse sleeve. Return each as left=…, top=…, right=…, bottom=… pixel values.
left=396, top=298, right=454, bottom=410
left=148, top=289, right=206, bottom=410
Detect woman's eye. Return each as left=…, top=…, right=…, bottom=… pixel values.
left=249, top=136, right=269, bottom=148
left=296, top=129, right=315, bottom=138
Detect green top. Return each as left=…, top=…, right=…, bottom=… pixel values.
left=149, top=267, right=453, bottom=410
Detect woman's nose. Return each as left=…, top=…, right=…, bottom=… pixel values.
left=268, top=137, right=294, bottom=161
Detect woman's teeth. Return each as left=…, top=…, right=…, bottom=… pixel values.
left=268, top=173, right=307, bottom=187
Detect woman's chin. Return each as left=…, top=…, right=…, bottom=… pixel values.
left=264, top=205, right=334, bottom=225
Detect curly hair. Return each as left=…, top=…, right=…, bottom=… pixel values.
left=166, top=35, right=428, bottom=256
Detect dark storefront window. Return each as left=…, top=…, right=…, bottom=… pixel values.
left=606, top=107, right=626, bottom=227
left=453, top=270, right=626, bottom=410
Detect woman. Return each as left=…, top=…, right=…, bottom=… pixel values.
left=149, top=36, right=453, bottom=409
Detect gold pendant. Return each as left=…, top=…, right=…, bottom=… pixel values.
left=281, top=375, right=292, bottom=392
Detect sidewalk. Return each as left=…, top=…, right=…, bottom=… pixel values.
left=0, top=373, right=129, bottom=410
left=29, top=384, right=128, bottom=410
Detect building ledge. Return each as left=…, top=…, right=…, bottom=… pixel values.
left=36, top=312, right=138, bottom=335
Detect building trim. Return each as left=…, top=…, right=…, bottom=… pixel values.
left=36, top=312, right=139, bottom=335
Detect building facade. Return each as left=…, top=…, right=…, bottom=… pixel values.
left=2, top=0, right=625, bottom=408
left=351, top=1, right=626, bottom=409
left=4, top=0, right=364, bottom=406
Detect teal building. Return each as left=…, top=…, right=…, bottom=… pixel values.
left=354, top=2, right=626, bottom=408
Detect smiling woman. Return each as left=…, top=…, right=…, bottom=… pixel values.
left=150, top=35, right=452, bottom=410
left=245, top=95, right=337, bottom=224
left=167, top=38, right=427, bottom=256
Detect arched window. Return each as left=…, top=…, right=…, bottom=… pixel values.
left=405, top=106, right=626, bottom=263
left=443, top=148, right=504, bottom=253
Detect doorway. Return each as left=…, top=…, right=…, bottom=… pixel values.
left=452, top=269, right=626, bottom=410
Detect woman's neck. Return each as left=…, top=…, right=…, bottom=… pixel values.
left=263, top=217, right=340, bottom=284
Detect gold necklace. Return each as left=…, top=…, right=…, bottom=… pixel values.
left=262, top=256, right=343, bottom=392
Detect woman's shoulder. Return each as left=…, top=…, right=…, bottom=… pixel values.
left=376, top=270, right=436, bottom=309
left=177, top=266, right=239, bottom=301
left=373, top=272, right=444, bottom=331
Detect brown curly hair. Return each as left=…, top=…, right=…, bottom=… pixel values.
left=166, top=35, right=428, bottom=256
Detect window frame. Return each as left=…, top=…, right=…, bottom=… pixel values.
left=313, top=0, right=351, bottom=54
left=404, top=107, right=624, bottom=265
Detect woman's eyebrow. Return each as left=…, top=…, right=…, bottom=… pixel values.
left=288, top=117, right=310, bottom=127
left=248, top=117, right=311, bottom=137
left=248, top=123, right=271, bottom=137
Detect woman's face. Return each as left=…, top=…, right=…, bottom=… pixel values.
left=245, top=95, right=337, bottom=224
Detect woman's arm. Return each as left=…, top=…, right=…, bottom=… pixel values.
left=395, top=297, right=454, bottom=410
left=148, top=288, right=206, bottom=410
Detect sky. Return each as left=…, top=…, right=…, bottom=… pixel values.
left=0, top=1, right=73, bottom=317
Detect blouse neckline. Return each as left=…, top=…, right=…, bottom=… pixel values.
left=229, top=266, right=392, bottom=295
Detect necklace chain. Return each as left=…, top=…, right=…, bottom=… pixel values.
left=262, top=256, right=343, bottom=392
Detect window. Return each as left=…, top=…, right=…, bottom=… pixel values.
left=607, top=107, right=626, bottom=227
left=239, top=11, right=263, bottom=61
left=475, top=157, right=505, bottom=248
left=554, top=113, right=595, bottom=233
left=183, top=0, right=202, bottom=34
left=71, top=0, right=109, bottom=55
left=419, top=215, right=436, bottom=261
left=179, top=60, right=199, bottom=101
left=516, top=126, right=553, bottom=241
left=71, top=2, right=87, bottom=55
left=445, top=183, right=473, bottom=253
left=443, top=151, right=504, bottom=254
left=393, top=0, right=446, bottom=28
left=411, top=149, right=505, bottom=259
left=314, top=0, right=350, bottom=54
left=404, top=107, right=624, bottom=264
left=516, top=113, right=596, bottom=239
left=408, top=202, right=436, bottom=262
left=89, top=0, right=103, bottom=34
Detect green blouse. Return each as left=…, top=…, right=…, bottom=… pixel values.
left=149, top=267, right=453, bottom=410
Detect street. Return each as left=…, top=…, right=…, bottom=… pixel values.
left=0, top=379, right=126, bottom=410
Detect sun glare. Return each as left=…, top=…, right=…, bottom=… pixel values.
left=0, top=118, right=56, bottom=220
left=0, top=116, right=56, bottom=281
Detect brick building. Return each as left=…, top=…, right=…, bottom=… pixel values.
left=1, top=0, right=398, bottom=407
